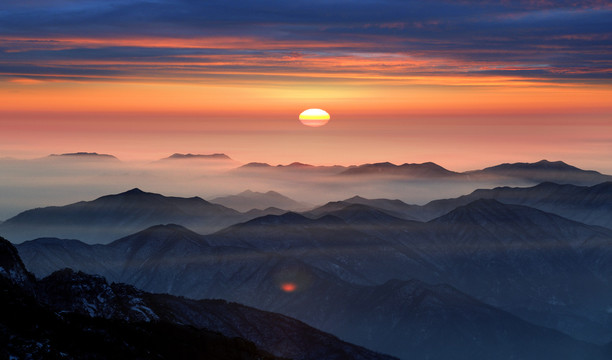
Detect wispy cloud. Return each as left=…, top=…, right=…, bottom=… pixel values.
left=0, top=1, right=610, bottom=85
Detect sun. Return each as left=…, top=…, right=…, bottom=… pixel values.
left=299, top=108, right=330, bottom=127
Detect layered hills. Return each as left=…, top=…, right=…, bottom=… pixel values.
left=12, top=182, right=612, bottom=358
left=3, top=161, right=612, bottom=359
left=0, top=237, right=395, bottom=360
left=0, top=188, right=262, bottom=243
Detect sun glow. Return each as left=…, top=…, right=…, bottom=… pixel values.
left=299, top=108, right=330, bottom=127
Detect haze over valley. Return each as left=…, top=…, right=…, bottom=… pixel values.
left=2, top=155, right=612, bottom=359
left=1, top=0, right=610, bottom=358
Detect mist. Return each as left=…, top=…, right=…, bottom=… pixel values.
left=0, top=155, right=541, bottom=221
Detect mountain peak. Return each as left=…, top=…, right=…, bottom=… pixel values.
left=0, top=237, right=35, bottom=286
left=136, top=223, right=198, bottom=235
left=485, top=160, right=582, bottom=172
left=212, top=189, right=304, bottom=212
left=281, top=162, right=314, bottom=168
left=48, top=152, right=118, bottom=160
left=340, top=161, right=457, bottom=177
left=243, top=211, right=311, bottom=227
left=124, top=188, right=145, bottom=195
left=431, top=198, right=553, bottom=227
left=109, top=223, right=205, bottom=248
left=240, top=162, right=272, bottom=168
left=346, top=195, right=368, bottom=202
left=471, top=160, right=611, bottom=185
left=325, top=203, right=407, bottom=224
left=164, top=153, right=232, bottom=160
left=535, top=159, right=570, bottom=166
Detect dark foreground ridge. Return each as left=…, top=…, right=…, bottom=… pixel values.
left=0, top=236, right=396, bottom=360
left=16, top=218, right=612, bottom=360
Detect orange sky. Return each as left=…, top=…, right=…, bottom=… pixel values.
left=1, top=75, right=611, bottom=172
left=1, top=1, right=611, bottom=173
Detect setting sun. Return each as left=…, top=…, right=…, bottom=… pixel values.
left=299, top=108, right=330, bottom=127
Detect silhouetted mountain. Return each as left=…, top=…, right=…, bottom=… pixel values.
left=466, top=160, right=612, bottom=185
left=410, top=181, right=612, bottom=228
left=15, top=198, right=612, bottom=354
left=281, top=162, right=315, bottom=168
left=343, top=196, right=420, bottom=218
left=0, top=237, right=35, bottom=287
left=0, top=188, right=245, bottom=243
left=233, top=159, right=611, bottom=187
left=240, top=162, right=273, bottom=168
left=0, top=237, right=281, bottom=360
left=1, top=237, right=395, bottom=360
left=212, top=190, right=309, bottom=212
left=208, top=212, right=435, bottom=285
left=322, top=203, right=409, bottom=225
left=305, top=196, right=419, bottom=221
left=1, top=278, right=285, bottom=360
left=14, top=229, right=608, bottom=360
left=427, top=199, right=612, bottom=341
left=257, top=273, right=606, bottom=360
left=37, top=269, right=395, bottom=360
left=47, top=152, right=119, bottom=161
left=244, top=206, right=288, bottom=217
left=275, top=162, right=347, bottom=172
left=235, top=162, right=347, bottom=175
left=339, top=161, right=460, bottom=178
left=161, top=153, right=232, bottom=160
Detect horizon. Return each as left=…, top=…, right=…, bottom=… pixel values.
left=0, top=152, right=610, bottom=222
left=3, top=151, right=612, bottom=175
left=0, top=1, right=610, bottom=174
left=2, top=2, right=612, bottom=359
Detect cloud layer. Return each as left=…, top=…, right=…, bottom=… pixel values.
left=1, top=0, right=610, bottom=84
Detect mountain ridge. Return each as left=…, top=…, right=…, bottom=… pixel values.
left=0, top=188, right=250, bottom=244
left=161, top=153, right=233, bottom=161
left=0, top=237, right=395, bottom=360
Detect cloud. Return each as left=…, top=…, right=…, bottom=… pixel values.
left=0, top=1, right=610, bottom=85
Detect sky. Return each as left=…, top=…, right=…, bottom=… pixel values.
left=0, top=0, right=611, bottom=172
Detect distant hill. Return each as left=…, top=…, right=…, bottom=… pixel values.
left=416, top=181, right=612, bottom=228
left=233, top=159, right=611, bottom=187
left=339, top=162, right=461, bottom=178
left=17, top=198, right=612, bottom=346
left=14, top=220, right=610, bottom=360
left=0, top=237, right=393, bottom=360
left=160, top=153, right=233, bottom=161
left=305, top=196, right=419, bottom=221
left=212, top=190, right=310, bottom=212
left=235, top=162, right=347, bottom=174
left=239, top=162, right=273, bottom=168
left=466, top=160, right=612, bottom=185
left=47, top=152, right=119, bottom=161
left=306, top=181, right=612, bottom=230
left=0, top=188, right=246, bottom=244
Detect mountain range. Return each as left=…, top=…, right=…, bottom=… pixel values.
left=338, top=161, right=461, bottom=178
left=3, top=178, right=611, bottom=245
left=466, top=160, right=612, bottom=185
left=233, top=159, right=611, bottom=185
left=0, top=236, right=396, bottom=360
left=211, top=190, right=310, bottom=212
left=13, top=184, right=612, bottom=357
left=4, top=159, right=612, bottom=359
left=15, top=216, right=612, bottom=359
left=47, top=152, right=120, bottom=161
left=160, top=153, right=233, bottom=161
left=312, top=181, right=612, bottom=229
left=0, top=188, right=279, bottom=244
